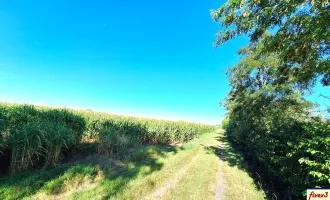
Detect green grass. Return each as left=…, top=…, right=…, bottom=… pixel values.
left=215, top=132, right=266, bottom=200
left=0, top=129, right=266, bottom=200
left=43, top=164, right=98, bottom=195
left=162, top=147, right=218, bottom=200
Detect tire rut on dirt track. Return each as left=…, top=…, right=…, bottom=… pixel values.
left=215, top=144, right=226, bottom=200
left=143, top=149, right=203, bottom=200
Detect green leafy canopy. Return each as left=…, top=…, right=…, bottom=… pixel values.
left=212, top=0, right=330, bottom=88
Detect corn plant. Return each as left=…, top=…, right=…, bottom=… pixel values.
left=40, top=121, right=75, bottom=167
left=0, top=102, right=214, bottom=174
left=98, top=127, right=130, bottom=155
left=10, top=121, right=44, bottom=173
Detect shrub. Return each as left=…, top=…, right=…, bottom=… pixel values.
left=221, top=117, right=229, bottom=130
left=225, top=114, right=330, bottom=198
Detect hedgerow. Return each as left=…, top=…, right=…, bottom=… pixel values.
left=222, top=39, right=330, bottom=199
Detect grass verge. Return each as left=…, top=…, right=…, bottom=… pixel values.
left=0, top=129, right=266, bottom=200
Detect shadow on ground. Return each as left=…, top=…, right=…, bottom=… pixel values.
left=0, top=144, right=179, bottom=200
left=205, top=133, right=279, bottom=200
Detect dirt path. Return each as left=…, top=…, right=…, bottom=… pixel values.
left=143, top=149, right=203, bottom=200
left=215, top=144, right=226, bottom=200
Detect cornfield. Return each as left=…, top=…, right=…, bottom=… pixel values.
left=0, top=102, right=214, bottom=174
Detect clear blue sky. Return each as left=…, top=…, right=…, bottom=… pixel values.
left=0, top=0, right=328, bottom=124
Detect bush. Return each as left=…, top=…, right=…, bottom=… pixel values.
left=225, top=114, right=330, bottom=198
left=221, top=117, right=230, bottom=130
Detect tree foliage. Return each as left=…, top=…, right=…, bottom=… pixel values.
left=212, top=0, right=330, bottom=88
left=223, top=40, right=330, bottom=198
left=213, top=1, right=330, bottom=197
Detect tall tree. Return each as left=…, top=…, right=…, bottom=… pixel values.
left=223, top=37, right=329, bottom=199
left=212, top=0, right=330, bottom=88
